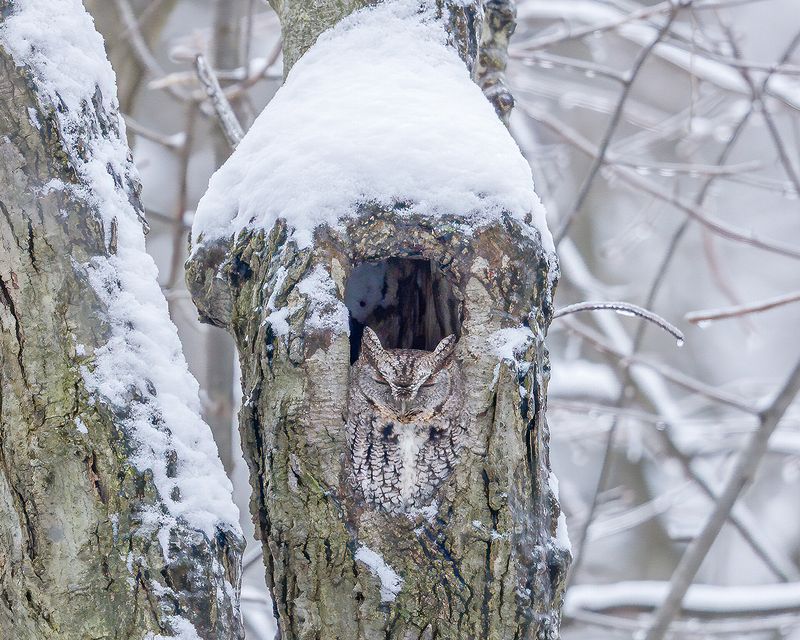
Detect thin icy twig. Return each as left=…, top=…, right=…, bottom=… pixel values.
left=553, top=301, right=685, bottom=345
left=112, top=0, right=189, bottom=102
left=522, top=104, right=800, bottom=260
left=687, top=290, right=800, bottom=325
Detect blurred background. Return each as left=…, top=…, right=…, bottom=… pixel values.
left=83, top=0, right=800, bottom=637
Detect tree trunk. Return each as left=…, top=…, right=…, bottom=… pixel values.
left=187, top=1, right=570, bottom=638
left=0, top=2, right=243, bottom=638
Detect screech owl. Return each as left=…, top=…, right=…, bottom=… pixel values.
left=347, top=327, right=465, bottom=513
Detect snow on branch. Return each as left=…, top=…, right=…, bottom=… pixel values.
left=0, top=0, right=240, bottom=539
left=566, top=580, right=800, bottom=616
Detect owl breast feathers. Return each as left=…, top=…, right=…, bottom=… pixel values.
left=347, top=327, right=466, bottom=513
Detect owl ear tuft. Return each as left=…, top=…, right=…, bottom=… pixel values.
left=361, top=327, right=386, bottom=365
left=429, top=334, right=456, bottom=368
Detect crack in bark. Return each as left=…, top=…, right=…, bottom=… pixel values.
left=0, top=274, right=28, bottom=384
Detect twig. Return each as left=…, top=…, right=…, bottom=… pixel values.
left=194, top=54, right=245, bottom=148
left=718, top=22, right=800, bottom=202
left=686, top=290, right=800, bottom=325
left=123, top=114, right=185, bottom=150
left=554, top=7, right=680, bottom=243
left=570, top=579, right=800, bottom=616
left=567, top=608, right=800, bottom=635
left=521, top=103, right=800, bottom=260
left=511, top=51, right=627, bottom=83
left=519, top=0, right=680, bottom=52
left=165, top=104, right=196, bottom=294
left=644, top=358, right=800, bottom=640
left=558, top=319, right=758, bottom=414
left=554, top=301, right=685, bottom=345
left=112, top=0, right=189, bottom=102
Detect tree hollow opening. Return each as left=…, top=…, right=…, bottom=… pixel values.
left=345, top=258, right=463, bottom=363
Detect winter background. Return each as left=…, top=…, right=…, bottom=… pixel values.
left=83, top=0, right=800, bottom=637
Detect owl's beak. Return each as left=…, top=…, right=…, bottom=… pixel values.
left=399, top=399, right=408, bottom=417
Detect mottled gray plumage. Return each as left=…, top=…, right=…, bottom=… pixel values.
left=347, top=328, right=465, bottom=512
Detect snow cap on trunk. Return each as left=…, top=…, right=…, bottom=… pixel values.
left=192, top=0, right=554, bottom=253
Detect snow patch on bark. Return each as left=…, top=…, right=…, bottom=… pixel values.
left=192, top=0, right=553, bottom=254
left=145, top=616, right=203, bottom=640
left=487, top=326, right=535, bottom=364
left=548, top=472, right=571, bottom=553
left=297, top=265, right=350, bottom=335
left=355, top=544, right=404, bottom=602
left=0, top=0, right=240, bottom=540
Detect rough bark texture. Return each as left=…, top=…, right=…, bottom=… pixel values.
left=476, top=0, right=516, bottom=122
left=188, top=210, right=568, bottom=639
left=0, top=21, right=242, bottom=640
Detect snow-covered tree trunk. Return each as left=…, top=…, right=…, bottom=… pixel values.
left=0, top=2, right=243, bottom=638
left=187, top=1, right=569, bottom=638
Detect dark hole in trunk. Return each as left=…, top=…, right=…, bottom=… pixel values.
left=345, top=258, right=463, bottom=363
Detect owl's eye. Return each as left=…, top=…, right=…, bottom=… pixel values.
left=372, top=376, right=390, bottom=386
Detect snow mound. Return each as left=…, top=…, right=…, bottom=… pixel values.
left=192, top=0, right=553, bottom=253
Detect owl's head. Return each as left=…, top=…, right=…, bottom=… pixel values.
left=359, top=327, right=457, bottom=418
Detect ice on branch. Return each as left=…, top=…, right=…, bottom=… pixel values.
left=192, top=0, right=553, bottom=253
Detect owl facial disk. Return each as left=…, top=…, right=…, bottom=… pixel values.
left=361, top=328, right=456, bottom=418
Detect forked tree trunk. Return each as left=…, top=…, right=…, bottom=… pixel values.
left=187, top=1, right=570, bottom=638
left=0, top=3, right=242, bottom=638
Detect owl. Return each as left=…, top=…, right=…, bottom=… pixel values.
left=347, top=327, right=465, bottom=513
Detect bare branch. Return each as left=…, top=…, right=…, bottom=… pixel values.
left=558, top=318, right=759, bottom=415
left=522, top=103, right=800, bottom=260
left=553, top=7, right=679, bottom=243
left=686, top=290, right=800, bottom=325
left=112, top=0, right=190, bottom=102
left=644, top=358, right=800, bottom=640
left=194, top=53, right=245, bottom=148
left=569, top=580, right=800, bottom=616
left=554, top=301, right=685, bottom=345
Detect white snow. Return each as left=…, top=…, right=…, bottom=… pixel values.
left=0, top=0, right=239, bottom=540
left=487, top=326, right=536, bottom=363
left=355, top=544, right=404, bottom=602
left=145, top=616, right=202, bottom=640
left=296, top=265, right=350, bottom=335
left=262, top=265, right=350, bottom=337
left=548, top=471, right=571, bottom=552
left=75, top=417, right=88, bottom=435
left=565, top=580, right=800, bottom=615
left=192, top=0, right=553, bottom=254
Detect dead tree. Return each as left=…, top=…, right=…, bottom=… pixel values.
left=0, top=2, right=242, bottom=638
left=187, top=0, right=570, bottom=637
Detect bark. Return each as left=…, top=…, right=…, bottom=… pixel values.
left=188, top=210, right=568, bottom=638
left=187, top=2, right=569, bottom=638
left=0, top=9, right=242, bottom=640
